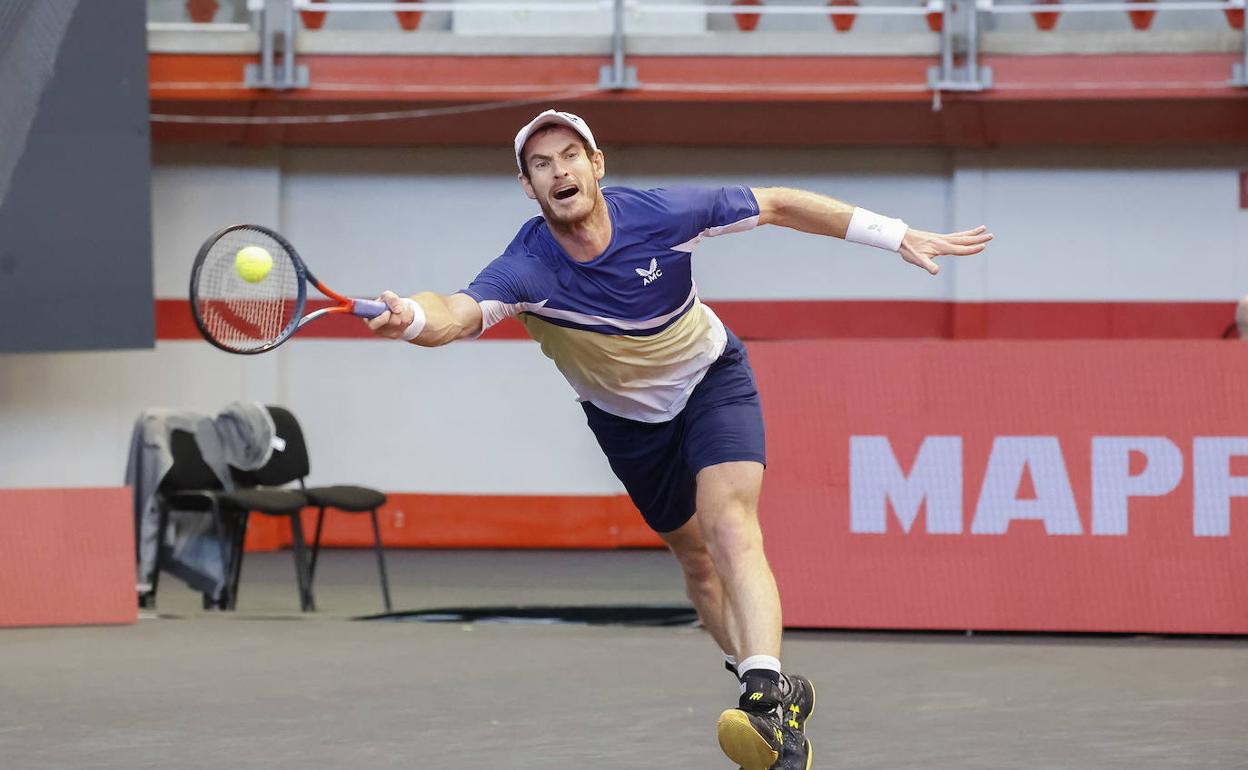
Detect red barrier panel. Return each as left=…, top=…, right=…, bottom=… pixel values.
left=752, top=340, right=1248, bottom=633
left=0, top=487, right=137, bottom=627
left=241, top=493, right=660, bottom=551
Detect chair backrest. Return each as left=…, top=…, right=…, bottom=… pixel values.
left=161, top=429, right=224, bottom=492
left=233, top=405, right=309, bottom=487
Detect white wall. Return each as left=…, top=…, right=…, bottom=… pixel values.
left=951, top=147, right=1248, bottom=301
left=3, top=143, right=1246, bottom=492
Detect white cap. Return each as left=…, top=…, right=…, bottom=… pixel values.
left=514, top=109, right=598, bottom=172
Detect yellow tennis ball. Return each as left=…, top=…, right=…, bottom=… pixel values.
left=235, top=246, right=273, bottom=283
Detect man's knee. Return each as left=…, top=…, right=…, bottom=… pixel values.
left=698, top=500, right=765, bottom=562
left=670, top=540, right=718, bottom=583
left=694, top=462, right=764, bottom=557
left=660, top=517, right=719, bottom=582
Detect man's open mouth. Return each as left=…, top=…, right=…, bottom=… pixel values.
left=552, top=185, right=579, bottom=201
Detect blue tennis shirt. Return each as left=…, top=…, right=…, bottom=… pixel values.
left=460, top=185, right=760, bottom=422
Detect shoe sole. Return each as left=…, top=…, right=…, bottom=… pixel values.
left=735, top=736, right=814, bottom=770
left=717, top=709, right=780, bottom=770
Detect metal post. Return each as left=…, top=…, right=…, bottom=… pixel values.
left=597, top=0, right=639, bottom=90
left=1232, top=0, right=1248, bottom=86
left=259, top=2, right=273, bottom=87
left=245, top=0, right=310, bottom=90
left=927, top=0, right=993, bottom=104
left=966, top=0, right=980, bottom=77
left=284, top=0, right=298, bottom=86
left=940, top=0, right=953, bottom=78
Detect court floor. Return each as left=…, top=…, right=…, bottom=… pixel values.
left=2, top=550, right=1245, bottom=769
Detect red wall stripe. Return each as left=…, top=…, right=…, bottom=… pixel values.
left=148, top=54, right=1248, bottom=148
left=148, top=53, right=1243, bottom=104
left=242, top=492, right=660, bottom=552
left=159, top=299, right=1238, bottom=342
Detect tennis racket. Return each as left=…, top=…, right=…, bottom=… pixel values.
left=190, top=224, right=388, bottom=355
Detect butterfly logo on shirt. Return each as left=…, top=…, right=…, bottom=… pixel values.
left=635, top=258, right=663, bottom=287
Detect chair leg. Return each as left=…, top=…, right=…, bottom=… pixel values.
left=308, top=507, right=326, bottom=584
left=369, top=508, right=393, bottom=614
left=142, top=502, right=172, bottom=609
left=227, top=510, right=249, bottom=611
left=209, top=500, right=233, bottom=610
left=288, top=512, right=316, bottom=612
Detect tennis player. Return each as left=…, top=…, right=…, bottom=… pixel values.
left=367, top=109, right=991, bottom=770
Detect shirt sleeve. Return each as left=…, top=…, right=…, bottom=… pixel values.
left=654, top=185, right=761, bottom=251
left=458, top=249, right=550, bottom=331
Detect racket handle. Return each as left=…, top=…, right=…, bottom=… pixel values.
left=351, top=299, right=389, bottom=319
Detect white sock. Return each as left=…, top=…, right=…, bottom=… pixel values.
left=737, top=654, right=782, bottom=694
left=725, top=654, right=738, bottom=670
left=738, top=654, right=782, bottom=677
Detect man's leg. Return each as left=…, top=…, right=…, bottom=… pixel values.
left=656, top=462, right=777, bottom=662
left=695, top=461, right=815, bottom=770
left=696, top=461, right=785, bottom=770
left=659, top=512, right=741, bottom=662
left=694, top=460, right=781, bottom=660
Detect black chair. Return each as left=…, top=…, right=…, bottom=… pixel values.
left=143, top=429, right=235, bottom=610
left=149, top=428, right=314, bottom=612
left=223, top=445, right=317, bottom=613
left=259, top=406, right=394, bottom=614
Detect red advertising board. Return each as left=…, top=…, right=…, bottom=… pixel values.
left=753, top=340, right=1248, bottom=633
left=0, top=487, right=136, bottom=628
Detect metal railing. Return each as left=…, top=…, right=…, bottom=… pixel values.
left=148, top=0, right=1248, bottom=95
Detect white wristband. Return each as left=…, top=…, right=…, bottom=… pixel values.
left=398, top=297, right=427, bottom=342
left=846, top=207, right=908, bottom=252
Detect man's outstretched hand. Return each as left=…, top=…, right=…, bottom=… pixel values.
left=365, top=290, right=416, bottom=339
left=900, top=225, right=993, bottom=275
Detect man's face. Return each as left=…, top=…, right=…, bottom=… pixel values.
left=518, top=126, right=605, bottom=227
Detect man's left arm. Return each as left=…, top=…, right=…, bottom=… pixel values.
left=751, top=186, right=992, bottom=275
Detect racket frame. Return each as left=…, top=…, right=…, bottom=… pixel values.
left=190, top=224, right=313, bottom=355
left=191, top=223, right=388, bottom=354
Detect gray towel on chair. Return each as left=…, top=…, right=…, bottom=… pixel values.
left=126, top=401, right=276, bottom=601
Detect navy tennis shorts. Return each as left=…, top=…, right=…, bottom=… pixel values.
left=581, top=329, right=766, bottom=534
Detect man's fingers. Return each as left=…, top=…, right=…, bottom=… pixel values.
left=363, top=290, right=411, bottom=337
left=365, top=310, right=395, bottom=332
left=945, top=232, right=993, bottom=245
left=903, top=226, right=989, bottom=275
left=381, top=290, right=407, bottom=316
left=936, top=243, right=984, bottom=256
left=953, top=225, right=988, bottom=237
left=905, top=251, right=940, bottom=274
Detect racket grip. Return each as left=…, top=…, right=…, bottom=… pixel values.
left=351, top=299, right=389, bottom=319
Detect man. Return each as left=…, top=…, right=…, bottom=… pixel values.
left=367, top=109, right=991, bottom=769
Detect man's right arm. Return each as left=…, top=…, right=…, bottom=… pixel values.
left=365, top=290, right=483, bottom=347
left=752, top=186, right=992, bottom=276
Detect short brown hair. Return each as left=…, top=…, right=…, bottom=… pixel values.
left=519, top=125, right=595, bottom=178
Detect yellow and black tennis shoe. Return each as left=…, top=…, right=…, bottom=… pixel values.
left=781, top=673, right=815, bottom=733
left=775, top=674, right=816, bottom=769
left=728, top=674, right=817, bottom=770
left=717, top=707, right=784, bottom=770
left=773, top=733, right=813, bottom=770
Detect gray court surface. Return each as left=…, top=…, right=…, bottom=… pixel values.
left=2, top=550, right=1245, bottom=769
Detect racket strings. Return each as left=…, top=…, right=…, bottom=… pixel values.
left=194, top=228, right=301, bottom=352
